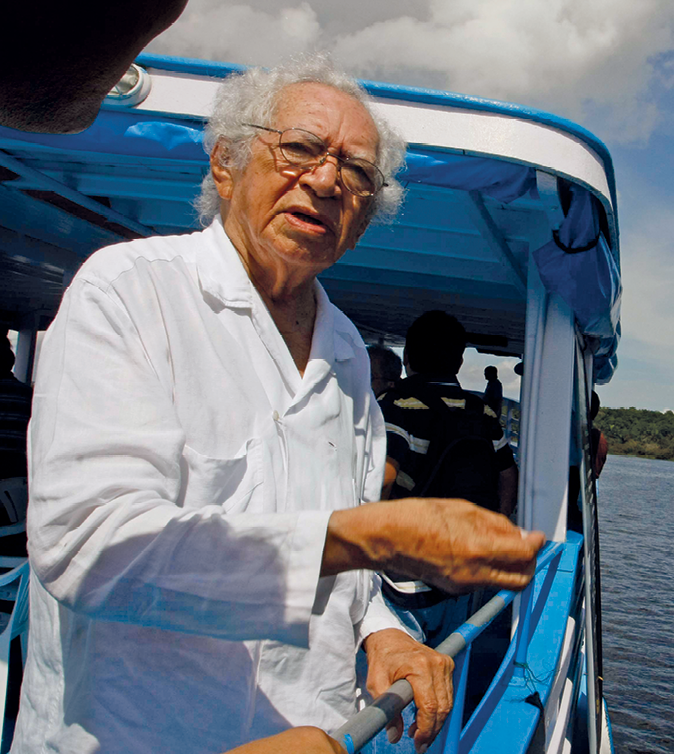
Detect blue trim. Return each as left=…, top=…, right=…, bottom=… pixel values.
left=136, top=53, right=247, bottom=79
left=344, top=734, right=355, bottom=754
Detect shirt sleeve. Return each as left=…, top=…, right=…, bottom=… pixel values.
left=354, top=396, right=410, bottom=643
left=355, top=573, right=411, bottom=647
left=27, top=278, right=327, bottom=649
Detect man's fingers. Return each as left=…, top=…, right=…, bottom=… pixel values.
left=406, top=653, right=453, bottom=751
left=362, top=630, right=454, bottom=750
left=385, top=716, right=403, bottom=744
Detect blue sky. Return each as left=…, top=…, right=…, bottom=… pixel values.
left=147, top=0, right=674, bottom=411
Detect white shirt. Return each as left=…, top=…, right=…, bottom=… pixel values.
left=14, top=218, right=402, bottom=754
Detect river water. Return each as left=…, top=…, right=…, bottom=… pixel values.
left=597, top=454, right=674, bottom=753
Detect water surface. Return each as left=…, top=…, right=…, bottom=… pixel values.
left=598, top=454, right=674, bottom=754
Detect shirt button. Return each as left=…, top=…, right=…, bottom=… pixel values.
left=272, top=410, right=280, bottom=421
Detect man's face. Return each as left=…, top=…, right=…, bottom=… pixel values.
left=212, top=82, right=379, bottom=279
left=370, top=360, right=390, bottom=398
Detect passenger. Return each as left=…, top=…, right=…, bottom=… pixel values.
left=483, top=365, right=503, bottom=418
left=14, top=58, right=544, bottom=754
left=378, top=311, right=519, bottom=647
left=367, top=345, right=402, bottom=398
left=567, top=391, right=608, bottom=533
left=590, top=391, right=608, bottom=478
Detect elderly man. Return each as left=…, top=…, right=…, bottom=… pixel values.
left=14, top=58, right=543, bottom=754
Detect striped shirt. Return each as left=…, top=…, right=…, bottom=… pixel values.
left=378, top=374, right=515, bottom=603
left=378, top=374, right=514, bottom=501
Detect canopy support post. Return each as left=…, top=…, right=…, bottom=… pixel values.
left=466, top=190, right=527, bottom=296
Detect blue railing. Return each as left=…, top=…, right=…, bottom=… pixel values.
left=332, top=542, right=564, bottom=754
left=502, top=398, right=520, bottom=453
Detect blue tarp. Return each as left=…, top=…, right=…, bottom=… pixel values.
left=532, top=183, right=621, bottom=383
left=0, top=112, right=620, bottom=380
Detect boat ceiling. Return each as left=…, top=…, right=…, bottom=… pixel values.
left=0, top=56, right=620, bottom=362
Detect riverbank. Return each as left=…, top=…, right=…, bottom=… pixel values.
left=595, top=406, right=674, bottom=462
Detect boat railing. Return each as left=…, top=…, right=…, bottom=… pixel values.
left=332, top=542, right=564, bottom=754
left=501, top=397, right=520, bottom=452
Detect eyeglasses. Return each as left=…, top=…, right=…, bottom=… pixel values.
left=243, top=124, right=387, bottom=197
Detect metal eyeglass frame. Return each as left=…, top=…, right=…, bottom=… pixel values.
left=242, top=123, right=387, bottom=197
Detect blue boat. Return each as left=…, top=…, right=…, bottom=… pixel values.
left=0, top=54, right=620, bottom=754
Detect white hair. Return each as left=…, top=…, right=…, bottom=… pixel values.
left=198, top=54, right=406, bottom=226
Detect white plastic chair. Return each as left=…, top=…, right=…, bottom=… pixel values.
left=0, top=561, right=29, bottom=754
left=0, top=478, right=28, bottom=573
left=0, top=479, right=28, bottom=525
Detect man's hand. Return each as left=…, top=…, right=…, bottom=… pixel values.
left=224, top=727, right=345, bottom=754
left=362, top=629, right=453, bottom=753
left=322, top=497, right=545, bottom=594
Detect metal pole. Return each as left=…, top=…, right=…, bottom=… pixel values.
left=0, top=149, right=153, bottom=238
left=332, top=543, right=562, bottom=753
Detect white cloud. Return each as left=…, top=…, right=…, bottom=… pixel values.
left=147, top=2, right=321, bottom=66
left=330, top=0, right=674, bottom=143
left=460, top=352, right=522, bottom=400
left=149, top=0, right=674, bottom=144
left=616, top=200, right=674, bottom=356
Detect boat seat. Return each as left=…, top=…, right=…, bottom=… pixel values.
left=0, top=479, right=28, bottom=562
left=0, top=561, right=29, bottom=754
left=0, top=479, right=27, bottom=526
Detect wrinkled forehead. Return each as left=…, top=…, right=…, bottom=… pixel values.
left=271, top=82, right=380, bottom=156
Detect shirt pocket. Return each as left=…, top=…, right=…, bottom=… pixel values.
left=179, top=438, right=263, bottom=514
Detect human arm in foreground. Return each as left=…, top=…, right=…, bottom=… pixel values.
left=224, top=728, right=345, bottom=754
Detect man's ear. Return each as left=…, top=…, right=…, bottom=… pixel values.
left=210, top=142, right=235, bottom=201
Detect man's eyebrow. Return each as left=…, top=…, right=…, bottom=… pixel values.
left=291, top=124, right=378, bottom=162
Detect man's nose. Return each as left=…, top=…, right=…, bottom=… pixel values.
left=301, top=153, right=342, bottom=196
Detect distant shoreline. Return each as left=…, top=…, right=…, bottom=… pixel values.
left=607, top=450, right=673, bottom=463
left=595, top=406, right=674, bottom=463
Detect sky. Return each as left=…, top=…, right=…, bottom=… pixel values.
left=146, top=0, right=674, bottom=411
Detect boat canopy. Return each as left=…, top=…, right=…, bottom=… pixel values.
left=0, top=54, right=621, bottom=382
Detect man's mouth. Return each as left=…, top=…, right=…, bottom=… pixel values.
left=286, top=211, right=332, bottom=233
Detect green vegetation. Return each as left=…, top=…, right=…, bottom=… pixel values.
left=595, top=407, right=674, bottom=461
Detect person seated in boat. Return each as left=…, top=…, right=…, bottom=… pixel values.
left=378, top=311, right=519, bottom=647
left=368, top=345, right=402, bottom=398
left=14, top=57, right=544, bottom=754
left=567, top=390, right=608, bottom=532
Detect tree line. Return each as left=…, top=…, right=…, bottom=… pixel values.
left=594, top=406, right=674, bottom=461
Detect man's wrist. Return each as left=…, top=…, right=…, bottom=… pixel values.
left=321, top=503, right=397, bottom=577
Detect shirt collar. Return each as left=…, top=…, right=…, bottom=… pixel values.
left=196, top=216, right=254, bottom=309
left=197, top=215, right=355, bottom=364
